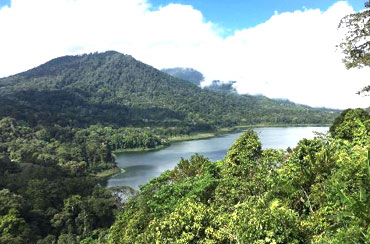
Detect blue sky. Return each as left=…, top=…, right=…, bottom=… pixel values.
left=0, top=0, right=10, bottom=8
left=0, top=1, right=365, bottom=31
left=149, top=0, right=365, bottom=33
left=0, top=0, right=368, bottom=108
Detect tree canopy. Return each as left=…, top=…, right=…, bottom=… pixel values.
left=0, top=51, right=338, bottom=130
left=107, top=109, right=370, bottom=243
left=339, top=1, right=370, bottom=94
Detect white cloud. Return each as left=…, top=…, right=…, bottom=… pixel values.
left=0, top=0, right=368, bottom=109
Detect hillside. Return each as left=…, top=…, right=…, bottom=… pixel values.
left=0, top=51, right=338, bottom=130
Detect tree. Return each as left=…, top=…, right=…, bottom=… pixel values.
left=0, top=189, right=32, bottom=243
left=339, top=1, right=370, bottom=94
left=329, top=108, right=370, bottom=141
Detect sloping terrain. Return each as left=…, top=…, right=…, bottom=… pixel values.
left=0, top=51, right=338, bottom=129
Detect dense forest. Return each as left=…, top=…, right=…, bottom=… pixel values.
left=2, top=108, right=367, bottom=243
left=0, top=3, right=368, bottom=240
left=0, top=117, right=165, bottom=243
left=0, top=50, right=340, bottom=180
left=0, top=50, right=353, bottom=244
left=106, top=108, right=370, bottom=243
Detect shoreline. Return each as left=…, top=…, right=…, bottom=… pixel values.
left=169, top=123, right=330, bottom=142
left=91, top=167, right=125, bottom=179
left=113, top=123, right=330, bottom=154
left=105, top=123, right=330, bottom=182
left=113, top=144, right=169, bottom=153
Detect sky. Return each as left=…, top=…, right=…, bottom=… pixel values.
left=149, top=0, right=365, bottom=35
left=0, top=0, right=369, bottom=109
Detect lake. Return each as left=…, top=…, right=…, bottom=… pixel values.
left=106, top=127, right=328, bottom=189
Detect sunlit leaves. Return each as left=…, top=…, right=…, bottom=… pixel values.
left=108, top=110, right=370, bottom=243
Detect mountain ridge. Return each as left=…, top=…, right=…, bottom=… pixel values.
left=0, top=51, right=339, bottom=129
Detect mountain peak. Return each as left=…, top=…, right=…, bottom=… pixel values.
left=0, top=51, right=338, bottom=128
left=13, top=51, right=133, bottom=80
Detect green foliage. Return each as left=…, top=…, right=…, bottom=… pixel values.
left=0, top=208, right=32, bottom=244
left=210, top=197, right=305, bottom=243
left=0, top=51, right=363, bottom=243
left=224, top=130, right=262, bottom=166
left=0, top=118, right=169, bottom=177
left=108, top=110, right=370, bottom=243
left=0, top=51, right=340, bottom=243
left=51, top=187, right=116, bottom=241
left=338, top=1, right=370, bottom=95
left=0, top=119, right=122, bottom=243
left=338, top=3, right=370, bottom=70
left=329, top=108, right=370, bottom=142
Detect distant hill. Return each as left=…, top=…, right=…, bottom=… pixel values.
left=161, top=67, right=204, bottom=86
left=0, top=51, right=339, bottom=130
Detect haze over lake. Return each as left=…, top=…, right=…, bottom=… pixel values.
left=107, top=127, right=328, bottom=189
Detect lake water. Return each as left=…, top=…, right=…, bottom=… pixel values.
left=106, top=127, right=328, bottom=189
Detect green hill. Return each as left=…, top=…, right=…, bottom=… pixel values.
left=0, top=51, right=338, bottom=130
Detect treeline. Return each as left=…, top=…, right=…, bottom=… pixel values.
left=0, top=116, right=168, bottom=243
left=0, top=123, right=119, bottom=243
left=105, top=108, right=370, bottom=243
left=0, top=110, right=368, bottom=243
left=0, top=118, right=166, bottom=175
left=0, top=165, right=119, bottom=243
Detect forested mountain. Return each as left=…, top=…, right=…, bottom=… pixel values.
left=0, top=51, right=338, bottom=130
left=161, top=67, right=204, bottom=86
left=0, top=51, right=342, bottom=243
left=0, top=0, right=367, bottom=241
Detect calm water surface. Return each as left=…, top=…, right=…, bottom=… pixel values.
left=107, top=127, right=328, bottom=189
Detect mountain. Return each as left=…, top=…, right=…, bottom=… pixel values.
left=0, top=51, right=338, bottom=130
left=0, top=51, right=351, bottom=244
left=161, top=67, right=204, bottom=86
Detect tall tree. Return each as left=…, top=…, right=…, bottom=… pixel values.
left=339, top=1, right=370, bottom=94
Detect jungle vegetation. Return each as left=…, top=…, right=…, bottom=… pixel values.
left=105, top=108, right=370, bottom=243
left=1, top=2, right=369, bottom=242
left=1, top=107, right=369, bottom=243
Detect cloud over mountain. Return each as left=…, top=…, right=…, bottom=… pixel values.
left=0, top=0, right=368, bottom=108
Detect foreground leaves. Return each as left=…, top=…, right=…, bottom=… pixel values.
left=107, top=109, right=370, bottom=244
